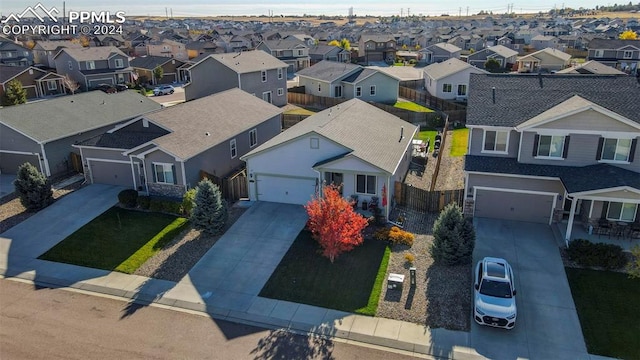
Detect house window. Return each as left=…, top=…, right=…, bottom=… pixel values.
left=356, top=86, right=362, bottom=97
left=370, top=85, right=376, bottom=96
left=68, top=61, right=73, bottom=70
left=607, top=202, right=637, bottom=222
left=623, top=50, right=633, bottom=59
left=230, top=139, right=237, bottom=159
left=318, top=83, right=321, bottom=92
left=334, top=85, right=342, bottom=97
left=594, top=50, right=604, bottom=57
left=277, top=68, right=283, bottom=79
left=262, top=91, right=272, bottom=103
left=297, top=49, right=304, bottom=56
left=483, top=130, right=508, bottom=152
left=457, top=84, right=467, bottom=96
left=86, top=61, right=95, bottom=70
left=153, top=163, right=175, bottom=184
left=600, top=138, right=632, bottom=162
left=47, top=80, right=57, bottom=91
left=356, top=174, right=376, bottom=195
left=261, top=70, right=267, bottom=82
left=114, top=58, right=124, bottom=68
left=249, top=128, right=257, bottom=147
left=310, top=137, right=319, bottom=149
left=442, top=84, right=452, bottom=93
left=277, top=88, right=284, bottom=96
left=536, top=135, right=565, bottom=158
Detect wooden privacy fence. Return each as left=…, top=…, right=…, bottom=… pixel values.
left=399, top=86, right=467, bottom=112
left=69, top=152, right=83, bottom=173
left=282, top=113, right=310, bottom=129
left=430, top=115, right=450, bottom=191
left=199, top=168, right=248, bottom=202
left=394, top=181, right=464, bottom=212
left=287, top=92, right=348, bottom=108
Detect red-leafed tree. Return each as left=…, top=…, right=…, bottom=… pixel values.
left=305, top=185, right=369, bottom=263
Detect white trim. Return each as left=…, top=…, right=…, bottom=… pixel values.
left=86, top=157, right=134, bottom=186
left=516, top=103, right=640, bottom=132
left=249, top=128, right=258, bottom=148
left=39, top=143, right=51, bottom=176
left=355, top=173, right=377, bottom=195
left=230, top=138, right=237, bottom=158
left=480, top=129, right=510, bottom=154
left=606, top=201, right=639, bottom=222
left=466, top=170, right=560, bottom=182
left=180, top=160, right=187, bottom=190
left=569, top=185, right=640, bottom=199
left=136, top=146, right=161, bottom=158
left=151, top=162, right=176, bottom=184
left=0, top=150, right=43, bottom=173
left=473, top=186, right=557, bottom=225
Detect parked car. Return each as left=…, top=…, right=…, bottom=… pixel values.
left=153, top=84, right=175, bottom=96
left=114, top=83, right=128, bottom=91
left=94, top=83, right=117, bottom=93
left=473, top=257, right=517, bottom=329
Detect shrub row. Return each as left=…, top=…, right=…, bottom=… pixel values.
left=117, top=190, right=183, bottom=215
left=374, top=226, right=415, bottom=247
left=567, top=239, right=628, bottom=270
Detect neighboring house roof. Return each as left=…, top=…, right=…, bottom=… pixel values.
left=309, top=44, right=341, bottom=56
left=77, top=130, right=169, bottom=149
left=0, top=65, right=46, bottom=83
left=0, top=91, right=162, bottom=144
left=260, top=38, right=306, bottom=50
left=296, top=60, right=361, bottom=82
left=369, top=66, right=422, bottom=81
left=486, top=45, right=519, bottom=58
left=428, top=42, right=462, bottom=53
left=360, top=35, right=396, bottom=43
left=587, top=38, right=640, bottom=49
left=130, top=55, right=183, bottom=70
left=555, top=60, right=626, bottom=74
left=34, top=40, right=82, bottom=51
left=142, top=88, right=283, bottom=160
left=423, top=58, right=487, bottom=80
left=342, top=68, right=380, bottom=83
left=465, top=155, right=640, bottom=193
left=192, top=50, right=287, bottom=73
left=519, top=47, right=572, bottom=62
left=53, top=46, right=126, bottom=61
left=242, top=99, right=417, bottom=175
left=467, top=74, right=640, bottom=127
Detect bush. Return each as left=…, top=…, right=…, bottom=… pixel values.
left=404, top=253, right=416, bottom=265
left=430, top=203, right=475, bottom=266
left=191, top=179, right=228, bottom=235
left=627, top=245, right=640, bottom=279
left=374, top=226, right=414, bottom=247
left=567, top=239, right=628, bottom=270
left=118, top=189, right=138, bottom=208
left=148, top=197, right=183, bottom=215
left=138, top=196, right=151, bottom=210
left=182, top=188, right=197, bottom=216
left=13, top=162, right=53, bottom=212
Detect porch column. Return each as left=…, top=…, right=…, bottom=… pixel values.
left=564, top=196, right=578, bottom=246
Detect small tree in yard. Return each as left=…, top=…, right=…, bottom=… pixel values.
left=153, top=66, right=164, bottom=85
left=190, top=178, right=228, bottom=235
left=430, top=203, right=475, bottom=266
left=2, top=79, right=27, bottom=106
left=628, top=245, right=640, bottom=279
left=305, top=185, right=368, bottom=263
left=62, top=74, right=80, bottom=95
left=13, top=162, right=53, bottom=212
left=484, top=58, right=502, bottom=73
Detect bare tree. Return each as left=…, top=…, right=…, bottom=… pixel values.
left=62, top=74, right=80, bottom=95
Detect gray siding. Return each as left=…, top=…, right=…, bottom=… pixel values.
left=0, top=124, right=40, bottom=154
left=184, top=58, right=238, bottom=101
left=468, top=128, right=520, bottom=158
left=44, top=128, right=111, bottom=176
left=351, top=72, right=399, bottom=103
left=298, top=77, right=332, bottom=97
left=467, top=173, right=565, bottom=210
left=239, top=69, right=287, bottom=106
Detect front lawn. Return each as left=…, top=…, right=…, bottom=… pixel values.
left=565, top=268, right=640, bottom=359
left=40, top=207, right=188, bottom=274
left=393, top=100, right=435, bottom=113
left=260, top=230, right=390, bottom=316
left=450, top=128, right=469, bottom=156
left=415, top=130, right=437, bottom=152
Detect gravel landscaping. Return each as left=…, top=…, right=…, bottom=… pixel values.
left=405, top=129, right=465, bottom=191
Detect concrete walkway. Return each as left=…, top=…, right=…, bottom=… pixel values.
left=0, top=191, right=612, bottom=359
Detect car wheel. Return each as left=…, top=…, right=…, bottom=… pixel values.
left=169, top=90, right=174, bottom=94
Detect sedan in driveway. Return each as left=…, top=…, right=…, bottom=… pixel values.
left=153, top=84, right=175, bottom=96
left=474, top=257, right=517, bottom=329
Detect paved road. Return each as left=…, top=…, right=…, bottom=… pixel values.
left=0, top=279, right=425, bottom=360
left=148, top=84, right=185, bottom=106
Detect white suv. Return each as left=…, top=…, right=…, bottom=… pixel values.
left=474, top=257, right=517, bottom=329
left=153, top=84, right=175, bottom=96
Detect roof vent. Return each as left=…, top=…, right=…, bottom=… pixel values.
left=205, top=132, right=210, bottom=136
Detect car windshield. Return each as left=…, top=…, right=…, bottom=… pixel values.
left=479, top=279, right=512, bottom=298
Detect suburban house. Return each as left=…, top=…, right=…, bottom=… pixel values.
left=90, top=35, right=126, bottom=48
left=296, top=60, right=400, bottom=103
left=0, top=91, right=161, bottom=177
left=125, top=33, right=153, bottom=56
left=256, top=38, right=311, bottom=74
left=357, top=35, right=397, bottom=64
left=418, top=42, right=462, bottom=65
left=556, top=60, right=627, bottom=75
left=464, top=74, right=640, bottom=244
left=466, top=45, right=519, bottom=70
left=530, top=35, right=562, bottom=51
left=241, top=99, right=418, bottom=220
left=308, top=44, right=351, bottom=65
left=32, top=40, right=83, bottom=69
left=53, top=46, right=133, bottom=91
left=0, top=65, right=65, bottom=99
left=75, top=89, right=283, bottom=197
left=516, top=48, right=572, bottom=73
left=183, top=50, right=288, bottom=105
left=586, top=38, right=640, bottom=75
left=130, top=56, right=187, bottom=85
left=186, top=41, right=222, bottom=59
left=146, top=39, right=189, bottom=60
left=0, top=37, right=33, bottom=67
left=423, top=58, right=488, bottom=101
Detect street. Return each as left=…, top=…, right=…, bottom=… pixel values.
left=0, top=279, right=424, bottom=360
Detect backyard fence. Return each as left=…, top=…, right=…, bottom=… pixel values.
left=69, top=152, right=83, bottom=173
left=429, top=115, right=450, bottom=191
left=282, top=113, right=310, bottom=129
left=199, top=168, right=248, bottom=202
left=287, top=92, right=348, bottom=108
left=394, top=181, right=464, bottom=212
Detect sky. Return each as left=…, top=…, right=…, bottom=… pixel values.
left=0, top=0, right=617, bottom=18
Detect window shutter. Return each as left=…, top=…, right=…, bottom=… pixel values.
left=596, top=137, right=604, bottom=160
left=532, top=134, right=539, bottom=157
left=562, top=136, right=570, bottom=159
left=629, top=138, right=637, bottom=162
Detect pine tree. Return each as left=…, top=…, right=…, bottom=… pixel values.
left=13, top=162, right=53, bottom=212
left=190, top=179, right=228, bottom=235
left=430, top=203, right=475, bottom=265
left=2, top=79, right=27, bottom=106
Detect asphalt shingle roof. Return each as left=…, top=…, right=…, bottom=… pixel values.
left=587, top=38, right=640, bottom=49
left=296, top=60, right=361, bottom=82
left=467, top=74, right=640, bottom=127
left=203, top=50, right=288, bottom=74
left=555, top=60, right=626, bottom=75
left=130, top=55, right=178, bottom=70
left=465, top=155, right=640, bottom=193
left=54, top=46, right=127, bottom=61
left=77, top=130, right=168, bottom=148
left=423, top=58, right=485, bottom=80
left=242, top=99, right=418, bottom=174
left=260, top=38, right=306, bottom=50
left=0, top=65, right=45, bottom=83
left=0, top=91, right=162, bottom=143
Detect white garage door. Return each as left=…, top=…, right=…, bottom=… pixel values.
left=475, top=189, right=555, bottom=224
left=256, top=175, right=316, bottom=205
left=90, top=161, right=134, bottom=187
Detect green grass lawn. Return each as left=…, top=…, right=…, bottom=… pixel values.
left=393, top=100, right=435, bottom=113
left=450, top=128, right=469, bottom=156
left=565, top=268, right=640, bottom=359
left=284, top=108, right=316, bottom=116
left=260, top=230, right=390, bottom=316
left=40, top=207, right=188, bottom=274
left=415, top=130, right=437, bottom=152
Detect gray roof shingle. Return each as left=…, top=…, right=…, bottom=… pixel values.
left=467, top=74, right=640, bottom=127
left=130, top=55, right=182, bottom=70
left=296, top=60, right=361, bottom=82
left=202, top=50, right=288, bottom=74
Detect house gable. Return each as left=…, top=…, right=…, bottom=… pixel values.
left=315, top=154, right=387, bottom=175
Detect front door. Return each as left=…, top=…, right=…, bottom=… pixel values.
left=324, top=172, right=344, bottom=194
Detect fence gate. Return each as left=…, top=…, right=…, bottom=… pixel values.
left=200, top=168, right=248, bottom=202
left=395, top=181, right=463, bottom=212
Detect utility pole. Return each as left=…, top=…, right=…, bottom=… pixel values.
left=165, top=7, right=168, bottom=18
left=407, top=8, right=410, bottom=17
left=466, top=6, right=469, bottom=16
left=459, top=7, right=462, bottom=18
left=401, top=8, right=403, bottom=17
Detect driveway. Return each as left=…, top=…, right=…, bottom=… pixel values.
left=469, top=219, right=588, bottom=359
left=148, top=84, right=185, bottom=107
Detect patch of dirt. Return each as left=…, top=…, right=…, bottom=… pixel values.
left=404, top=130, right=465, bottom=191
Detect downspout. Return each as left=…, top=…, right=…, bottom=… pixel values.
left=129, top=155, right=137, bottom=190
left=180, top=160, right=187, bottom=192
left=39, top=143, right=51, bottom=176
left=140, top=156, right=149, bottom=194
left=565, top=195, right=577, bottom=247
left=386, top=176, right=391, bottom=221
